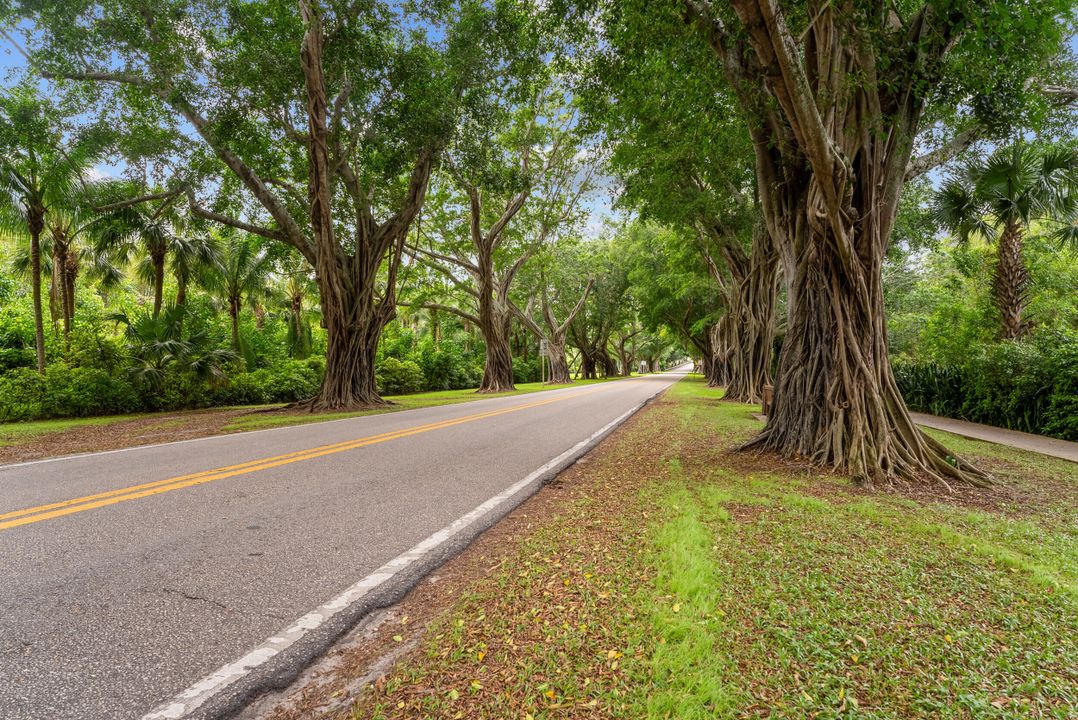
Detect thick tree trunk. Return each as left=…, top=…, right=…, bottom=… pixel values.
left=580, top=351, right=596, bottom=380
left=176, top=278, right=187, bottom=307
left=316, top=313, right=383, bottom=408
left=747, top=216, right=987, bottom=488
left=476, top=251, right=515, bottom=393
left=300, top=268, right=391, bottom=409
left=29, top=209, right=46, bottom=373
left=700, top=354, right=715, bottom=384
left=600, top=350, right=618, bottom=378
left=478, top=312, right=515, bottom=392
left=546, top=336, right=571, bottom=384
left=718, top=227, right=778, bottom=403
left=995, top=222, right=1029, bottom=339
left=686, top=0, right=990, bottom=487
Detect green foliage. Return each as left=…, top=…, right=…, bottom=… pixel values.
left=0, top=364, right=138, bottom=421
left=376, top=357, right=425, bottom=396
left=413, top=337, right=483, bottom=392
left=512, top=355, right=541, bottom=384
left=895, top=330, right=1078, bottom=440
left=0, top=296, right=35, bottom=370
left=216, top=359, right=323, bottom=406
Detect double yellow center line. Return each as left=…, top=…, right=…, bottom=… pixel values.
left=0, top=386, right=603, bottom=532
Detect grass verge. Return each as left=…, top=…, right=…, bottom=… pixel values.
left=263, top=375, right=1077, bottom=720
left=0, top=375, right=629, bottom=462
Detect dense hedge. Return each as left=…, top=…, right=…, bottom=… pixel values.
left=0, top=358, right=327, bottom=421
left=894, top=330, right=1078, bottom=441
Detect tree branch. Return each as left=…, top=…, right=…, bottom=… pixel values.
left=95, top=188, right=183, bottom=212
left=407, top=302, right=479, bottom=326
left=555, top=278, right=594, bottom=336
left=186, top=193, right=290, bottom=245
left=406, top=242, right=479, bottom=274
left=508, top=299, right=544, bottom=338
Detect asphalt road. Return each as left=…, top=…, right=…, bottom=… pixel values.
left=0, top=369, right=685, bottom=720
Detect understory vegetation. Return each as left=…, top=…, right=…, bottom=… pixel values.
left=286, top=377, right=1076, bottom=720
left=887, top=198, right=1078, bottom=440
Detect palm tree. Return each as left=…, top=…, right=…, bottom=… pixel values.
left=203, top=234, right=273, bottom=352
left=934, top=143, right=1078, bottom=339
left=11, top=204, right=123, bottom=345
left=94, top=194, right=221, bottom=317
left=277, top=250, right=318, bottom=359
left=0, top=87, right=98, bottom=371
left=110, top=304, right=236, bottom=391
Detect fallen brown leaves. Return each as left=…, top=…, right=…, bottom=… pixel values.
left=255, top=396, right=680, bottom=720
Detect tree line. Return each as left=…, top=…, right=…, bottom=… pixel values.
left=2, top=0, right=1076, bottom=488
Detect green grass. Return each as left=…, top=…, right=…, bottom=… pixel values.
left=343, top=375, right=1078, bottom=720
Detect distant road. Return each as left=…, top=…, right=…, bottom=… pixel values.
left=0, top=369, right=686, bottom=720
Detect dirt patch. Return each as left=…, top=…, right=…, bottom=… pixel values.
left=0, top=407, right=261, bottom=464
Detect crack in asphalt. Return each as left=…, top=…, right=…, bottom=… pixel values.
left=162, top=587, right=230, bottom=612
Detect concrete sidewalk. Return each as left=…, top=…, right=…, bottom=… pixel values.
left=911, top=412, right=1078, bottom=464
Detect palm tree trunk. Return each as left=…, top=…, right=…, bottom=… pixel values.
left=29, top=208, right=46, bottom=373
left=230, top=296, right=241, bottom=351
left=64, top=261, right=76, bottom=341
left=152, top=252, right=165, bottom=318
left=995, top=221, right=1029, bottom=340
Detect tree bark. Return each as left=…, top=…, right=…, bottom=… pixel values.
left=151, top=250, right=165, bottom=318
left=51, top=229, right=73, bottom=345
left=477, top=253, right=516, bottom=393
left=689, top=0, right=988, bottom=487
left=29, top=206, right=46, bottom=373
left=295, top=1, right=431, bottom=409
left=995, top=221, right=1029, bottom=339
left=580, top=351, right=596, bottom=380
left=546, top=337, right=572, bottom=383
left=316, top=300, right=385, bottom=407
left=229, top=295, right=241, bottom=351
left=710, top=225, right=779, bottom=403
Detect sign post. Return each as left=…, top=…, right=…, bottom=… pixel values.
left=539, top=339, right=548, bottom=384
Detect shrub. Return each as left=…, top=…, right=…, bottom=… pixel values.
left=0, top=303, right=35, bottom=371
left=0, top=367, right=47, bottom=420
left=376, top=357, right=425, bottom=395
left=0, top=365, right=139, bottom=420
left=1041, top=331, right=1078, bottom=441
left=215, top=359, right=323, bottom=405
left=894, top=330, right=1078, bottom=440
left=415, top=339, right=481, bottom=391
left=513, top=356, right=541, bottom=384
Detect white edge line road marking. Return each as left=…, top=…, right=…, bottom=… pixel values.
left=140, top=388, right=663, bottom=720
left=0, top=374, right=659, bottom=471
